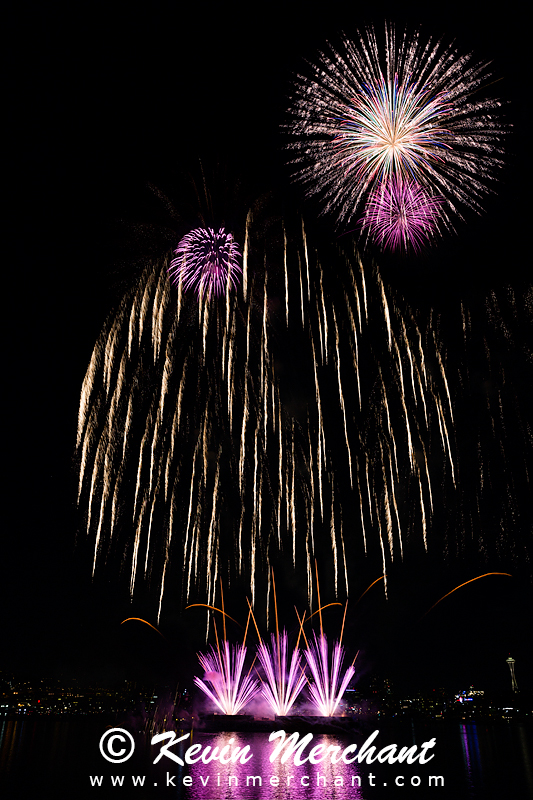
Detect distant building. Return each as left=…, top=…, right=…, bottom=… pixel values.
left=506, top=656, right=518, bottom=692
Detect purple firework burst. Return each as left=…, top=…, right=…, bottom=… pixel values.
left=304, top=633, right=355, bottom=716
left=256, top=631, right=307, bottom=716
left=360, top=177, right=443, bottom=251
left=194, top=641, right=259, bottom=715
left=169, top=227, right=242, bottom=298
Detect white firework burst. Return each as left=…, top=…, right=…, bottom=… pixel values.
left=287, top=24, right=506, bottom=232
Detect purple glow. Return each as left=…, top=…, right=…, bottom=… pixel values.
left=360, top=177, right=443, bottom=251
left=304, top=633, right=355, bottom=716
left=169, top=227, right=242, bottom=298
left=194, top=641, right=259, bottom=715
left=256, top=632, right=307, bottom=716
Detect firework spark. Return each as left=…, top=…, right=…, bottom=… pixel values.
left=169, top=227, right=242, bottom=298
left=360, top=177, right=443, bottom=251
left=287, top=24, right=505, bottom=233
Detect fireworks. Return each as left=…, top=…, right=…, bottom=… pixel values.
left=194, top=587, right=356, bottom=718
left=423, top=573, right=513, bottom=618
left=287, top=24, right=505, bottom=243
left=334, top=73, right=452, bottom=186
left=360, top=177, right=443, bottom=251
left=195, top=630, right=355, bottom=717
left=76, top=213, right=463, bottom=621
left=194, top=641, right=259, bottom=715
left=76, top=201, right=529, bottom=626
left=304, top=633, right=356, bottom=717
left=169, top=227, right=242, bottom=298
left=256, top=632, right=307, bottom=716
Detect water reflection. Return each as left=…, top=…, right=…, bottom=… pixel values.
left=460, top=724, right=482, bottom=793
left=185, top=733, right=365, bottom=799
left=0, top=718, right=69, bottom=777
left=1, top=718, right=532, bottom=799
left=517, top=725, right=533, bottom=798
left=0, top=720, right=20, bottom=774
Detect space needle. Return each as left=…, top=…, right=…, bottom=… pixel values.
left=506, top=656, right=518, bottom=692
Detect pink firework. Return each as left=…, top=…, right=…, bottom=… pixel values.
left=360, top=177, right=443, bottom=251
left=304, top=633, right=355, bottom=716
left=169, top=227, right=242, bottom=299
left=194, top=641, right=259, bottom=715
left=256, top=631, right=307, bottom=716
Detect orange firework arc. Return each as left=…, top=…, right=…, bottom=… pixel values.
left=423, top=573, right=512, bottom=618
left=185, top=604, right=243, bottom=629
left=305, top=602, right=343, bottom=623
left=120, top=617, right=165, bottom=637
left=354, top=576, right=385, bottom=607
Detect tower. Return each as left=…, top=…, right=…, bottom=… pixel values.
left=506, top=656, right=518, bottom=692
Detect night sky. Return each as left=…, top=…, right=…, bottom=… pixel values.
left=5, top=1, right=531, bottom=697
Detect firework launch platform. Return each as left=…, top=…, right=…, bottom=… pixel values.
left=197, top=713, right=357, bottom=733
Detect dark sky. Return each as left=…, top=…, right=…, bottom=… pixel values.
left=4, top=1, right=531, bottom=695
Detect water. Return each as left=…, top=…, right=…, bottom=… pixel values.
left=1, top=717, right=532, bottom=798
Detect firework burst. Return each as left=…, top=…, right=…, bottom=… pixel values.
left=287, top=24, right=505, bottom=236
left=169, top=226, right=242, bottom=298
left=360, top=177, right=443, bottom=251
left=334, top=73, right=452, bottom=186
left=194, top=640, right=260, bottom=715
left=304, top=633, right=355, bottom=716
left=256, top=631, right=307, bottom=716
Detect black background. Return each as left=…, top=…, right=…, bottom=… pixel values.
left=4, top=0, right=531, bottom=695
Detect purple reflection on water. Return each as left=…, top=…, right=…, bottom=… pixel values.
left=460, top=724, right=482, bottom=791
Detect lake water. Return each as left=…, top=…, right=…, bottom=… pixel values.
left=1, top=717, right=532, bottom=798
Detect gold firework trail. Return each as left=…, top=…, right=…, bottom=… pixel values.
left=77, top=222, right=464, bottom=621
